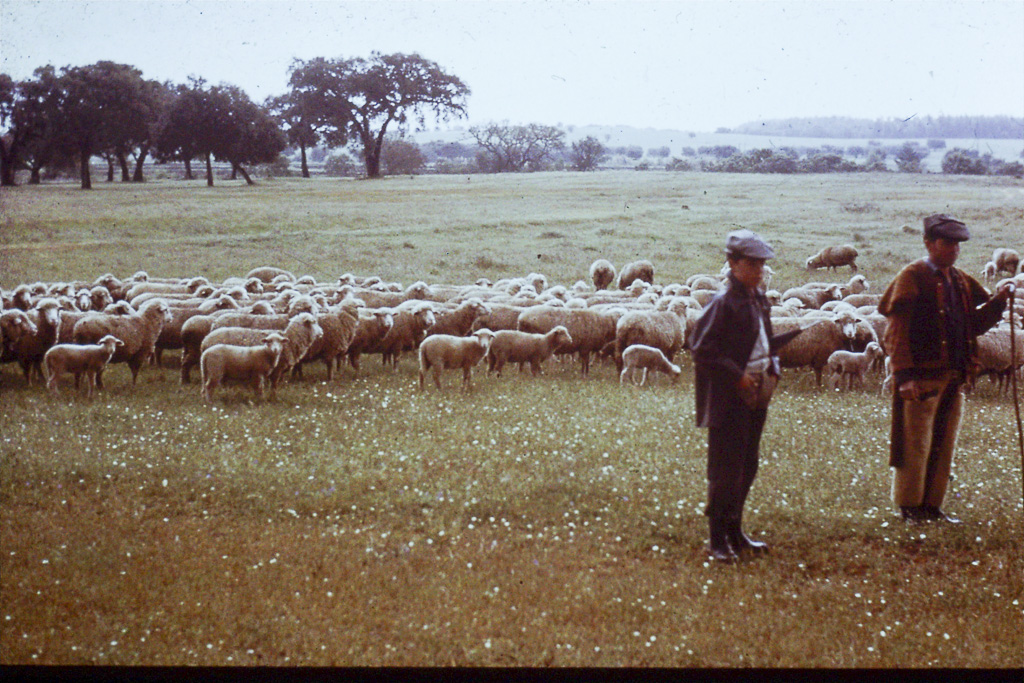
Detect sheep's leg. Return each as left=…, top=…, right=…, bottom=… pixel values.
left=432, top=367, right=442, bottom=390
left=462, top=366, right=472, bottom=388
left=95, top=368, right=105, bottom=390
left=47, top=372, right=60, bottom=395
left=638, top=368, right=648, bottom=387
left=323, top=358, right=333, bottom=382
left=580, top=352, right=591, bottom=376
left=129, top=357, right=143, bottom=383
left=254, top=376, right=264, bottom=399
left=18, top=360, right=32, bottom=385
left=530, top=360, right=541, bottom=376
left=619, top=367, right=629, bottom=384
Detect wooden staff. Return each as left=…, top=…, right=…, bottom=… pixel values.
left=1009, top=285, right=1024, bottom=502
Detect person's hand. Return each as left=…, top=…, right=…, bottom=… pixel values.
left=995, top=281, right=1016, bottom=301
left=898, top=380, right=922, bottom=401
left=737, top=373, right=756, bottom=394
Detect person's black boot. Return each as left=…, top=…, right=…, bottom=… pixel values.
left=707, top=517, right=738, bottom=563
left=923, top=505, right=961, bottom=523
left=900, top=505, right=926, bottom=524
left=727, top=515, right=768, bottom=555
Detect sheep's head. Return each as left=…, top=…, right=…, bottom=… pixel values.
left=550, top=325, right=573, bottom=350
left=296, top=275, right=317, bottom=286
left=105, top=301, right=135, bottom=315
left=193, top=285, right=216, bottom=298
left=417, top=306, right=437, bottom=328
left=833, top=311, right=859, bottom=340
left=12, top=285, right=32, bottom=310
left=74, top=289, right=92, bottom=311
left=261, top=332, right=287, bottom=359
left=130, top=271, right=150, bottom=282
left=865, top=341, right=883, bottom=359
left=90, top=287, right=113, bottom=310
left=1, top=310, right=37, bottom=343
left=97, top=334, right=125, bottom=351
left=244, top=278, right=265, bottom=294
left=33, top=298, right=62, bottom=328
left=473, top=328, right=495, bottom=352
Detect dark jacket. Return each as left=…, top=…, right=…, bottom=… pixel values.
left=690, top=274, right=799, bottom=428
left=878, top=258, right=1005, bottom=467
left=878, top=258, right=1005, bottom=385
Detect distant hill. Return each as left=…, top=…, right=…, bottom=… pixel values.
left=728, top=115, right=1023, bottom=139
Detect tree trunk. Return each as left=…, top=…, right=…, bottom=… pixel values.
left=184, top=158, right=194, bottom=180
left=0, top=138, right=17, bottom=186
left=80, top=149, right=92, bottom=190
left=29, top=168, right=41, bottom=185
left=364, top=147, right=381, bottom=178
left=117, top=151, right=131, bottom=182
left=132, top=147, right=147, bottom=182
left=205, top=153, right=214, bottom=187
left=105, top=156, right=115, bottom=182
left=233, top=162, right=254, bottom=186
left=229, top=165, right=237, bottom=180
left=300, top=144, right=310, bottom=178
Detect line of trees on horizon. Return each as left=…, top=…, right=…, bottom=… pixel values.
left=728, top=115, right=1023, bottom=139
left=2, top=58, right=1022, bottom=189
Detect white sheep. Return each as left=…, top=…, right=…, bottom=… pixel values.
left=981, top=261, right=998, bottom=283
left=992, top=248, right=1021, bottom=276
left=825, top=341, right=884, bottom=390
left=589, top=259, right=617, bottom=290
left=200, top=332, right=287, bottom=402
left=617, top=260, right=655, bottom=290
left=486, top=325, right=573, bottom=376
left=44, top=334, right=125, bottom=397
left=619, top=344, right=681, bottom=386
left=418, top=329, right=496, bottom=390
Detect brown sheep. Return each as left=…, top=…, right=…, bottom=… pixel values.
left=617, top=259, right=655, bottom=289
left=806, top=245, right=859, bottom=272
left=201, top=332, right=287, bottom=402
left=517, top=306, right=619, bottom=376
left=44, top=335, right=125, bottom=397
left=486, top=325, right=573, bottom=376
left=418, top=329, right=496, bottom=390
left=72, top=298, right=173, bottom=387
left=589, top=259, right=617, bottom=291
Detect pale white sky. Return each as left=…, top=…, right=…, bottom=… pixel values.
left=1, top=0, right=1022, bottom=132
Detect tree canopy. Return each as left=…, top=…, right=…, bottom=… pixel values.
left=469, top=122, right=566, bottom=172
left=287, top=52, right=469, bottom=178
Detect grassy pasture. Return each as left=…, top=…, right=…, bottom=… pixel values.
left=1, top=171, right=1022, bottom=667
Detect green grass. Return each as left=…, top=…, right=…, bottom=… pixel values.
left=1, top=171, right=1022, bottom=667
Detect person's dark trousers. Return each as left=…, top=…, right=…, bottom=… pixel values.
left=706, top=404, right=768, bottom=521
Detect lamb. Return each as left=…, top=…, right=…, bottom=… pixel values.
left=619, top=343, right=682, bottom=386
left=486, top=325, right=573, bottom=376
left=772, top=312, right=859, bottom=385
left=516, top=306, right=619, bottom=376
left=5, top=297, right=62, bottom=384
left=992, top=248, right=1021, bottom=276
left=200, top=312, right=323, bottom=390
left=44, top=335, right=125, bottom=397
left=825, top=341, right=884, bottom=390
left=613, top=309, right=685, bottom=372
left=179, top=309, right=283, bottom=384
left=982, top=261, right=997, bottom=283
left=418, top=328, right=496, bottom=390
left=589, top=259, right=617, bottom=290
left=617, top=259, right=655, bottom=290
left=424, top=299, right=490, bottom=337
left=200, top=332, right=287, bottom=402
left=72, top=298, right=173, bottom=386
left=806, top=245, right=859, bottom=272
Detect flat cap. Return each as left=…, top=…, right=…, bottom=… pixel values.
left=725, top=229, right=775, bottom=260
left=923, top=214, right=970, bottom=241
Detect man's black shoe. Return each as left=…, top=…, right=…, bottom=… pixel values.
left=900, top=505, right=926, bottom=523
left=923, top=506, right=961, bottom=524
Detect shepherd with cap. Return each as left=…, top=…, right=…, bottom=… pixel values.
left=878, top=214, right=1013, bottom=524
left=689, top=229, right=803, bottom=562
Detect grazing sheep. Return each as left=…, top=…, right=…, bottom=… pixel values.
left=345, top=308, right=396, bottom=373
left=773, top=313, right=859, bottom=385
left=617, top=259, right=655, bottom=290
left=201, top=312, right=323, bottom=390
left=246, top=266, right=295, bottom=283
left=6, top=297, right=62, bottom=384
left=486, top=325, right=573, bottom=376
left=780, top=284, right=843, bottom=310
left=125, top=276, right=209, bottom=303
left=201, top=332, right=287, bottom=402
left=589, top=259, right=617, bottom=291
left=619, top=343, right=681, bottom=386
left=613, top=309, right=685, bottom=372
left=44, top=335, right=124, bottom=397
left=981, top=261, right=998, bottom=283
left=72, top=299, right=173, bottom=386
left=806, top=245, right=859, bottom=272
left=825, top=341, right=884, bottom=390
left=992, top=248, right=1021, bottom=276
left=686, top=275, right=723, bottom=292
left=470, top=304, right=528, bottom=334
left=418, top=329, right=496, bottom=390
left=517, top=306, right=619, bottom=376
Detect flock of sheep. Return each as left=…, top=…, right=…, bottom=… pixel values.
left=1, top=245, right=1022, bottom=402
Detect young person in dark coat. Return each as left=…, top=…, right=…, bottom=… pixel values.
left=878, top=214, right=1012, bottom=524
left=689, top=230, right=802, bottom=562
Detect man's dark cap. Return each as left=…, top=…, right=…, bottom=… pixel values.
left=725, top=229, right=775, bottom=260
left=923, top=214, right=970, bottom=241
